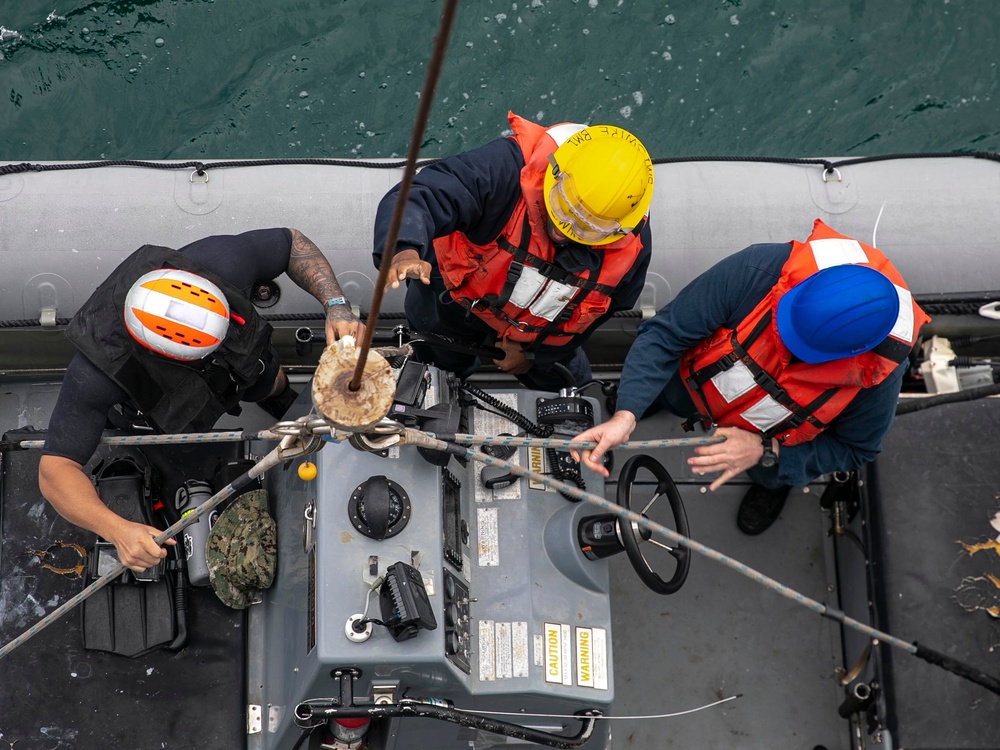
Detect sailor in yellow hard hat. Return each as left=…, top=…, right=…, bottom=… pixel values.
left=375, top=111, right=654, bottom=391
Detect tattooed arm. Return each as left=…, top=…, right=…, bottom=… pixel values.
left=285, top=228, right=366, bottom=343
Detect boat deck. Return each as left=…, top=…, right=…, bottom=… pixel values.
left=2, top=372, right=999, bottom=749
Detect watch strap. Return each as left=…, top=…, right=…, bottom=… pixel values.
left=324, top=296, right=348, bottom=311
left=759, top=434, right=778, bottom=467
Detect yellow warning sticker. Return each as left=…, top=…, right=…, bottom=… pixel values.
left=575, top=626, right=608, bottom=690
left=544, top=622, right=573, bottom=685
left=527, top=448, right=550, bottom=492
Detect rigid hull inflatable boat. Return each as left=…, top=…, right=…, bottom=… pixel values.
left=1, top=155, right=1000, bottom=749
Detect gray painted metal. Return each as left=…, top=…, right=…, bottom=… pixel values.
left=253, top=380, right=614, bottom=749
left=2, top=157, right=999, bottom=325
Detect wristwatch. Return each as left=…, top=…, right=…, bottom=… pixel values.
left=759, top=435, right=778, bottom=468
left=324, top=296, right=348, bottom=312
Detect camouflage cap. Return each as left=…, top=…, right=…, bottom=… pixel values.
left=206, top=489, right=277, bottom=610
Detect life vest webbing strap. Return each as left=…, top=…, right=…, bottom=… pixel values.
left=680, top=315, right=773, bottom=431
left=527, top=249, right=605, bottom=351
left=493, top=219, right=534, bottom=309
left=495, top=217, right=617, bottom=297
left=686, top=310, right=832, bottom=435
left=773, top=388, right=836, bottom=438
left=685, top=312, right=773, bottom=390
left=872, top=334, right=915, bottom=364
left=726, top=314, right=831, bottom=434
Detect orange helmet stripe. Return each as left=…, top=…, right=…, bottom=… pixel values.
left=131, top=308, right=224, bottom=348
left=139, top=277, right=229, bottom=317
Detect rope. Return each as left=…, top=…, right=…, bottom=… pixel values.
left=462, top=693, right=740, bottom=721
left=432, top=433, right=724, bottom=450
left=8, top=429, right=276, bottom=452
left=2, top=150, right=997, bottom=179
left=0, top=309, right=637, bottom=330
left=351, top=0, right=460, bottom=390
left=0, top=157, right=442, bottom=177
left=649, top=150, right=1000, bottom=169
left=394, top=427, right=1000, bottom=698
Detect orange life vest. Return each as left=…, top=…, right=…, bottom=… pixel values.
left=433, top=112, right=646, bottom=347
left=679, top=219, right=930, bottom=446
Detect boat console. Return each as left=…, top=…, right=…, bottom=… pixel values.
left=251, top=365, right=655, bottom=749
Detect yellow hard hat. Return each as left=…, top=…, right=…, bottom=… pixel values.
left=543, top=124, right=654, bottom=246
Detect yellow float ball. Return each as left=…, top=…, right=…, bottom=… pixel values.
left=297, top=461, right=317, bottom=481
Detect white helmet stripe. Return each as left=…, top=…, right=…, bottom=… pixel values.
left=889, top=285, right=915, bottom=342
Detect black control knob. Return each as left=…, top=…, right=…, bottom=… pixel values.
left=481, top=465, right=516, bottom=490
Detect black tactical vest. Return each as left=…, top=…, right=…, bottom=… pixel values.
left=66, top=245, right=274, bottom=433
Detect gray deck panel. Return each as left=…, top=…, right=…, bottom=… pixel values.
left=0, top=377, right=851, bottom=749
left=606, top=409, right=849, bottom=749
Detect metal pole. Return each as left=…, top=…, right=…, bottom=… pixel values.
left=0, top=434, right=312, bottom=661
left=396, top=427, right=1000, bottom=698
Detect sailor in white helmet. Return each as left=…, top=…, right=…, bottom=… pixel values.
left=39, top=228, right=363, bottom=572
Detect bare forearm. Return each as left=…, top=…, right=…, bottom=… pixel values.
left=39, top=455, right=123, bottom=538
left=40, top=454, right=174, bottom=570
left=286, top=228, right=346, bottom=304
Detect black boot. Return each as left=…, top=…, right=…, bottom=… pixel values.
left=257, top=381, right=299, bottom=420
left=736, top=484, right=791, bottom=535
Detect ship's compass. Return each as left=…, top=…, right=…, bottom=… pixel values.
left=348, top=475, right=412, bottom=540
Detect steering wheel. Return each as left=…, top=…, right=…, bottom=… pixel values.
left=616, top=455, right=691, bottom=595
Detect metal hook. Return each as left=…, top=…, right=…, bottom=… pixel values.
left=822, top=167, right=843, bottom=183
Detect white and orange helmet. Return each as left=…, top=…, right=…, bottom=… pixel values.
left=123, top=268, right=230, bottom=361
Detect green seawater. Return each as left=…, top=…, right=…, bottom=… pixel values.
left=1, top=0, right=999, bottom=160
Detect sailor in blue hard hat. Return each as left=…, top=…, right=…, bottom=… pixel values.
left=571, top=219, right=929, bottom=535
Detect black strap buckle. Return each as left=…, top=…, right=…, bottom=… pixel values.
left=506, top=260, right=524, bottom=284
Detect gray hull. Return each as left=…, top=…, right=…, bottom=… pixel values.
left=2, top=156, right=999, bottom=326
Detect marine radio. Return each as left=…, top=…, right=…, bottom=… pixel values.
left=379, top=561, right=438, bottom=642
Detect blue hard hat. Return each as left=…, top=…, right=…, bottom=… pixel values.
left=776, top=265, right=900, bottom=364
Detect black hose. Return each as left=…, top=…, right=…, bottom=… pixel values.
left=895, top=383, right=1000, bottom=415
left=290, top=725, right=317, bottom=750
left=407, top=330, right=505, bottom=361
left=166, top=568, right=189, bottom=651
left=295, top=699, right=602, bottom=750
left=915, top=642, right=1000, bottom=695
